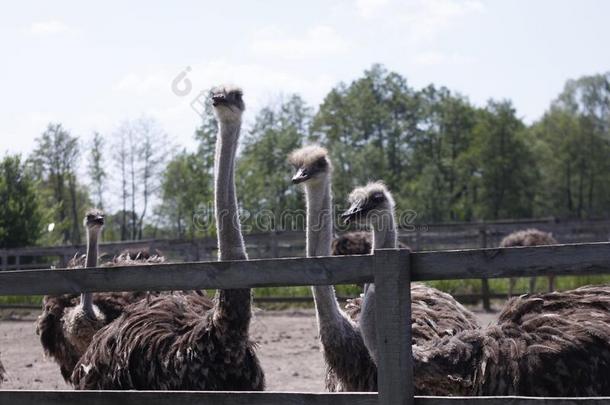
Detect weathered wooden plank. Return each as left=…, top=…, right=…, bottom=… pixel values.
left=0, top=254, right=374, bottom=296
left=2, top=243, right=610, bottom=296
left=1, top=391, right=608, bottom=405
left=374, top=249, right=413, bottom=405
left=411, top=242, right=610, bottom=281
left=0, top=391, right=376, bottom=405
left=417, top=397, right=610, bottom=404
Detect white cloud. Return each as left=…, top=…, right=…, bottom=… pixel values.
left=402, top=0, right=484, bottom=41
left=356, top=0, right=391, bottom=18
left=29, top=20, right=71, bottom=36
left=352, top=0, right=484, bottom=41
left=112, top=60, right=336, bottom=114
left=250, top=25, right=350, bottom=60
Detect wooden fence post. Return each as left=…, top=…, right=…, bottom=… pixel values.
left=1, top=251, right=6, bottom=271
left=374, top=248, right=413, bottom=405
left=478, top=226, right=491, bottom=312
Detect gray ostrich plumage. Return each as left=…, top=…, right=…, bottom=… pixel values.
left=413, top=284, right=610, bottom=396
left=501, top=228, right=559, bottom=296
left=71, top=86, right=265, bottom=391
left=339, top=182, right=480, bottom=391
left=290, top=149, right=478, bottom=392
left=290, top=145, right=377, bottom=391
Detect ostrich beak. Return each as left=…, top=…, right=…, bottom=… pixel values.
left=291, top=167, right=311, bottom=184
left=341, top=201, right=365, bottom=223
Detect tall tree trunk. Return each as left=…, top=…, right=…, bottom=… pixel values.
left=566, top=160, right=573, bottom=214
left=67, top=173, right=81, bottom=244
left=130, top=148, right=137, bottom=240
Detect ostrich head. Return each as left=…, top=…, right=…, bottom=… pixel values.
left=341, top=182, right=395, bottom=227
left=288, top=145, right=331, bottom=186
left=211, top=85, right=245, bottom=123
left=84, top=209, right=105, bottom=234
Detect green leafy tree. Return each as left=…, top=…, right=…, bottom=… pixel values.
left=87, top=132, right=106, bottom=210
left=312, top=64, right=420, bottom=205
left=29, top=123, right=89, bottom=244
left=158, top=150, right=214, bottom=238
left=534, top=73, right=610, bottom=218
left=0, top=155, right=46, bottom=248
left=409, top=85, right=478, bottom=221
left=236, top=95, right=312, bottom=231
left=472, top=100, right=538, bottom=219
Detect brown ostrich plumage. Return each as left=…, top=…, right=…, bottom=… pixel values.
left=72, top=292, right=262, bottom=390
left=72, top=86, right=264, bottom=391
left=332, top=284, right=479, bottom=392
left=332, top=232, right=372, bottom=256
left=499, top=228, right=557, bottom=248
left=36, top=252, right=180, bottom=383
left=501, top=229, right=558, bottom=295
left=413, top=284, right=610, bottom=396
left=346, top=283, right=479, bottom=343
left=332, top=231, right=409, bottom=257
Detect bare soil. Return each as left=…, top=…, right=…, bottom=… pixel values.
left=0, top=308, right=497, bottom=391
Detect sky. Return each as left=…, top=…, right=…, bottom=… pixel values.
left=1, top=0, right=609, bottom=157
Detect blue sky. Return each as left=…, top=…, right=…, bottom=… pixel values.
left=1, top=0, right=609, bottom=156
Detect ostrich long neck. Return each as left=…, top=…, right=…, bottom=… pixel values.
left=81, top=229, right=98, bottom=318
left=305, top=179, right=342, bottom=323
left=213, top=118, right=250, bottom=332
left=306, top=177, right=377, bottom=389
left=360, top=208, right=398, bottom=364
left=371, top=211, right=397, bottom=251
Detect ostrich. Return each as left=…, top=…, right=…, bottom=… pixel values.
left=341, top=182, right=479, bottom=366
left=412, top=284, right=610, bottom=396
left=37, top=210, right=107, bottom=381
left=501, top=229, right=558, bottom=297
left=289, top=145, right=377, bottom=391
left=332, top=231, right=408, bottom=256
left=332, top=231, right=372, bottom=256
left=332, top=231, right=409, bottom=320
left=62, top=210, right=107, bottom=356
left=36, top=213, right=175, bottom=382
left=72, top=85, right=265, bottom=391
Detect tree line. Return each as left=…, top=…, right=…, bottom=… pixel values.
left=1, top=64, right=609, bottom=248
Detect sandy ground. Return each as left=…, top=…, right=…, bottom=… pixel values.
left=0, top=308, right=497, bottom=392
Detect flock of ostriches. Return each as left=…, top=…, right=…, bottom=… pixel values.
left=1, top=85, right=609, bottom=396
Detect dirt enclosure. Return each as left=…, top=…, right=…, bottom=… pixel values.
left=0, top=308, right=497, bottom=391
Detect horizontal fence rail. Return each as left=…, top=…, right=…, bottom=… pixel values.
left=1, top=243, right=609, bottom=296
left=1, top=391, right=609, bottom=405
left=1, top=243, right=610, bottom=405
left=0, top=254, right=374, bottom=296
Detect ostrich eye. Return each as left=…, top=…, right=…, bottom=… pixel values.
left=371, top=193, right=385, bottom=202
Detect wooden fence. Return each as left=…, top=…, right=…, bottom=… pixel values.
left=2, top=217, right=609, bottom=310
left=3, top=217, right=610, bottom=269
left=1, top=242, right=609, bottom=404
